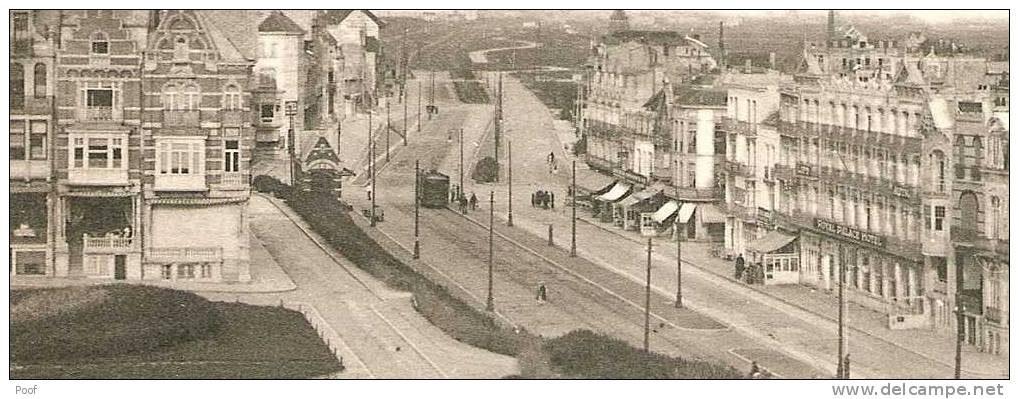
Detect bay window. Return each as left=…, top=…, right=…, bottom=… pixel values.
left=70, top=136, right=123, bottom=169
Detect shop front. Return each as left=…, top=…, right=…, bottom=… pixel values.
left=746, top=230, right=799, bottom=285
left=595, top=181, right=632, bottom=223
left=643, top=200, right=679, bottom=237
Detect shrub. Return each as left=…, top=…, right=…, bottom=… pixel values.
left=252, top=175, right=284, bottom=194
left=472, top=156, right=499, bottom=183
left=544, top=330, right=744, bottom=379
left=10, top=285, right=222, bottom=363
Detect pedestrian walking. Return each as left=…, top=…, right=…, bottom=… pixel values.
left=531, top=192, right=536, bottom=207
left=470, top=193, right=478, bottom=211
left=366, top=187, right=372, bottom=201
left=550, top=192, right=555, bottom=209
left=536, top=282, right=547, bottom=302
left=735, top=254, right=745, bottom=281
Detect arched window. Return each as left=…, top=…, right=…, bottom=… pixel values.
left=174, top=36, right=189, bottom=61
left=11, top=63, right=25, bottom=108
left=223, top=84, right=242, bottom=110
left=182, top=84, right=200, bottom=111
left=33, top=63, right=46, bottom=98
left=958, top=191, right=979, bottom=235
left=162, top=84, right=178, bottom=110
left=90, top=31, right=109, bottom=55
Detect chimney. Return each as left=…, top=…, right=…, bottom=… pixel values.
left=827, top=10, right=836, bottom=45
left=718, top=21, right=726, bottom=70
left=769, top=52, right=776, bottom=70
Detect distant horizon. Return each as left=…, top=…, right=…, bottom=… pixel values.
left=374, top=10, right=1008, bottom=24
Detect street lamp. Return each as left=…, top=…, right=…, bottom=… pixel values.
left=487, top=190, right=495, bottom=312
left=414, top=160, right=421, bottom=259
left=571, top=160, right=577, bottom=257
left=507, top=140, right=513, bottom=227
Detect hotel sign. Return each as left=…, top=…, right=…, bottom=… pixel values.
left=814, top=218, right=885, bottom=248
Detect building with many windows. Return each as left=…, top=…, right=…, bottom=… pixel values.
left=581, top=11, right=722, bottom=241
left=9, top=10, right=255, bottom=283
left=720, top=17, right=1009, bottom=355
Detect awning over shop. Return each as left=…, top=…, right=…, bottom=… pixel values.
left=617, top=195, right=641, bottom=208
left=651, top=201, right=680, bottom=223
left=676, top=203, right=696, bottom=224
left=747, top=230, right=797, bottom=254
left=597, top=182, right=631, bottom=202
left=575, top=170, right=616, bottom=194
left=699, top=204, right=726, bottom=224
left=631, top=184, right=667, bottom=202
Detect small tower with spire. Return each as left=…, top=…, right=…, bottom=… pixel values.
left=609, top=10, right=629, bottom=33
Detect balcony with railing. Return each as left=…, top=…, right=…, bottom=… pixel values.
left=83, top=235, right=135, bottom=254
left=723, top=117, right=758, bottom=137
left=674, top=186, right=723, bottom=201
left=81, top=106, right=115, bottom=121
left=146, top=246, right=223, bottom=263
left=723, top=158, right=755, bottom=178
left=163, top=110, right=201, bottom=127
left=218, top=173, right=249, bottom=189
left=984, top=306, right=1005, bottom=324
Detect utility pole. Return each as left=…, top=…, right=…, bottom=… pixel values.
left=459, top=128, right=464, bottom=200
left=417, top=80, right=422, bottom=132
left=386, top=99, right=391, bottom=162
left=507, top=140, right=513, bottom=227
left=837, top=242, right=846, bottom=378
left=675, top=159, right=683, bottom=308
left=644, top=238, right=652, bottom=353
left=571, top=160, right=577, bottom=257
left=487, top=191, right=495, bottom=312
left=369, top=110, right=376, bottom=227
left=429, top=71, right=435, bottom=107
left=954, top=254, right=965, bottom=379
left=403, top=80, right=408, bottom=146
left=494, top=72, right=503, bottom=181
left=414, top=160, right=421, bottom=259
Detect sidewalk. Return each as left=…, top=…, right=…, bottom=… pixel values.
left=575, top=213, right=1009, bottom=378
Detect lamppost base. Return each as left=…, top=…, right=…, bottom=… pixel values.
left=413, top=240, right=420, bottom=259
left=486, top=299, right=494, bottom=312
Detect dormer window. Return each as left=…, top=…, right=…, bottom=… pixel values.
left=90, top=32, right=109, bottom=55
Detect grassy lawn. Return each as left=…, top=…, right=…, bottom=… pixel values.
left=10, top=286, right=341, bottom=379
left=453, top=81, right=490, bottom=104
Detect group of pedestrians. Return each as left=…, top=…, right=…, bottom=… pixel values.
left=449, top=185, right=478, bottom=214
left=531, top=190, right=555, bottom=209
left=733, top=254, right=765, bottom=285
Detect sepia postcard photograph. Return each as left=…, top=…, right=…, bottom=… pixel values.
left=4, top=3, right=1013, bottom=399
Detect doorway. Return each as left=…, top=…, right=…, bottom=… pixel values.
left=114, top=255, right=127, bottom=280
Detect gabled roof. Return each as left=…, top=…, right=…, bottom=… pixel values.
left=305, top=137, right=341, bottom=165
left=321, top=10, right=385, bottom=28
left=259, top=11, right=306, bottom=34
left=193, top=12, right=249, bottom=62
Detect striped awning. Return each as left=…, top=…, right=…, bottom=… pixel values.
left=596, top=182, right=631, bottom=202
left=676, top=203, right=696, bottom=224
left=149, top=196, right=247, bottom=206
left=651, top=201, right=680, bottom=223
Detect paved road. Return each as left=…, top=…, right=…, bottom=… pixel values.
left=458, top=72, right=991, bottom=379
left=202, top=195, right=518, bottom=379
left=348, top=71, right=825, bottom=378
left=348, top=69, right=999, bottom=379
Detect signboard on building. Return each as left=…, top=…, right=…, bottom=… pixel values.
left=796, top=163, right=812, bottom=177
left=284, top=100, right=299, bottom=116
left=814, top=218, right=885, bottom=248
left=758, top=207, right=773, bottom=228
